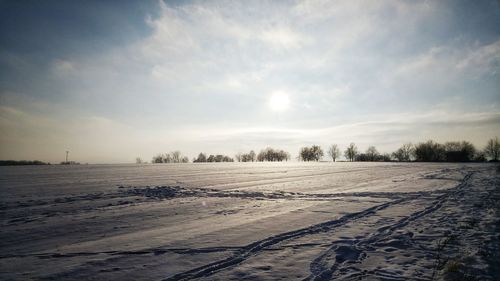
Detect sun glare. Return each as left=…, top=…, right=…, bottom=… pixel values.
left=269, top=91, right=290, bottom=112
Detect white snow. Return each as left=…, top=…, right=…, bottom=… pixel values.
left=0, top=162, right=498, bottom=280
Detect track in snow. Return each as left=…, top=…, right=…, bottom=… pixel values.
left=164, top=172, right=474, bottom=281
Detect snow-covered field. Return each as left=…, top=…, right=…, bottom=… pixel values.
left=1, top=162, right=498, bottom=280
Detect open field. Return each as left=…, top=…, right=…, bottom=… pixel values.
left=1, top=163, right=499, bottom=280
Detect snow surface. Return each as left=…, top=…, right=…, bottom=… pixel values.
left=0, top=162, right=498, bottom=280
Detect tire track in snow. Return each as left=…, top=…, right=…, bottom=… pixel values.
left=0, top=246, right=241, bottom=260
left=163, top=198, right=408, bottom=281
left=125, top=185, right=454, bottom=201
left=304, top=172, right=474, bottom=281
left=163, top=170, right=474, bottom=280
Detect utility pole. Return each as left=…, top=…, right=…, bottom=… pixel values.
left=66, top=151, right=69, bottom=163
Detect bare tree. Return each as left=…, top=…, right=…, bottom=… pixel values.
left=328, top=144, right=340, bottom=162
left=257, top=151, right=265, bottom=162
left=366, top=146, right=379, bottom=161
left=311, top=145, right=323, bottom=161
left=484, top=137, right=500, bottom=161
left=235, top=153, right=242, bottom=162
left=392, top=143, right=413, bottom=162
left=249, top=150, right=256, bottom=162
left=285, top=151, right=291, bottom=161
left=344, top=143, right=358, bottom=162
left=171, top=151, right=181, bottom=163
left=135, top=157, right=143, bottom=164
left=152, top=151, right=191, bottom=164
left=299, top=147, right=312, bottom=161
left=163, top=153, right=172, bottom=163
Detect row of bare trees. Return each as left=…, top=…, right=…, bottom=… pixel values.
left=257, top=147, right=291, bottom=162
left=146, top=137, right=499, bottom=164
left=235, top=151, right=256, bottom=162
left=193, top=153, right=234, bottom=162
left=413, top=141, right=479, bottom=162
left=326, top=137, right=500, bottom=162
left=235, top=148, right=291, bottom=162
left=152, top=151, right=189, bottom=163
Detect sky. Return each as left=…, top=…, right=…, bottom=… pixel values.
left=0, top=0, right=499, bottom=163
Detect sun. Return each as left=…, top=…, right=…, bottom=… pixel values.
left=269, top=91, right=290, bottom=112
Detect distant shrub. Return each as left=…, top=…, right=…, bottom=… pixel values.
left=473, top=152, right=487, bottom=162
left=299, top=145, right=323, bottom=161
left=443, top=141, right=476, bottom=162
left=152, top=151, right=189, bottom=163
left=257, top=147, right=291, bottom=162
left=193, top=153, right=207, bottom=162
left=413, top=141, right=446, bottom=162
left=412, top=140, right=480, bottom=162
left=380, top=153, right=392, bottom=162
left=206, top=154, right=233, bottom=162
left=355, top=152, right=391, bottom=162
left=392, top=143, right=414, bottom=162
left=235, top=150, right=257, bottom=162
left=0, top=160, right=50, bottom=166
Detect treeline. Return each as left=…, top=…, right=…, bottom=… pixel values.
left=151, top=147, right=291, bottom=164
left=335, top=137, right=499, bottom=162
left=256, top=147, right=291, bottom=162
left=148, top=137, right=499, bottom=164
left=235, top=151, right=256, bottom=162
left=0, top=160, right=50, bottom=166
left=236, top=147, right=291, bottom=162
left=413, top=141, right=477, bottom=162
left=193, top=153, right=234, bottom=162
left=195, top=147, right=291, bottom=163
left=152, top=151, right=189, bottom=163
